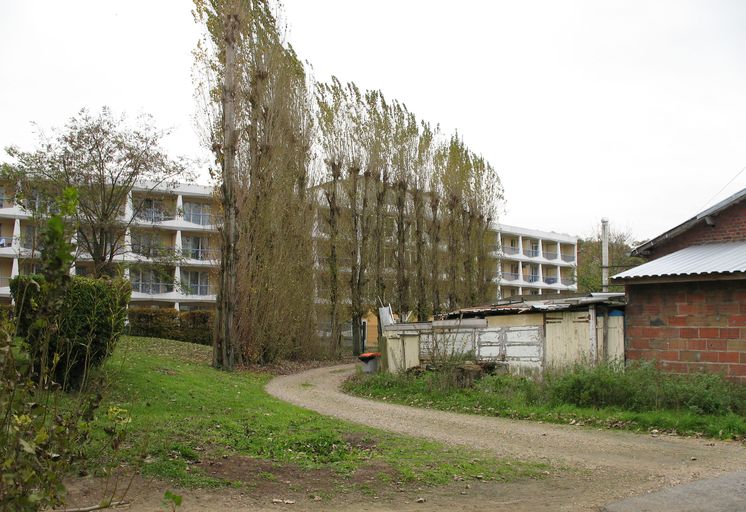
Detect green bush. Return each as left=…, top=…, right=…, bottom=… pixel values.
left=10, top=275, right=131, bottom=390
left=127, top=308, right=214, bottom=346
left=9, top=274, right=46, bottom=336
left=0, top=303, right=14, bottom=320
left=179, top=310, right=214, bottom=345
left=127, top=307, right=180, bottom=339
left=545, top=361, right=746, bottom=415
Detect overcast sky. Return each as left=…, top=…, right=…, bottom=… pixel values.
left=1, top=1, right=745, bottom=242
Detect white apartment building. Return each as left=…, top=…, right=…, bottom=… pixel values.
left=494, top=224, right=578, bottom=298
left=0, top=181, right=219, bottom=311
left=0, top=178, right=578, bottom=309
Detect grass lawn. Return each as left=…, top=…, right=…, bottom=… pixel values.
left=84, top=336, right=548, bottom=493
left=343, top=366, right=746, bottom=439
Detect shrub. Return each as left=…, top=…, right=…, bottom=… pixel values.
left=127, top=307, right=180, bottom=339
left=9, top=274, right=46, bottom=336
left=179, top=310, right=214, bottom=345
left=545, top=361, right=746, bottom=415
left=0, top=303, right=14, bottom=320
left=10, top=275, right=131, bottom=390
left=127, top=308, right=214, bottom=346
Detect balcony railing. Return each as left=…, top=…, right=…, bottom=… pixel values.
left=182, top=283, right=215, bottom=296
left=544, top=277, right=558, bottom=284
left=502, top=246, right=520, bottom=255
left=135, top=209, right=175, bottom=223
left=561, top=277, right=575, bottom=286
left=543, top=251, right=558, bottom=260
left=0, top=236, right=19, bottom=248
left=527, top=274, right=542, bottom=283
left=525, top=249, right=540, bottom=257
left=182, top=247, right=219, bottom=261
left=184, top=211, right=214, bottom=226
left=131, top=282, right=174, bottom=294
left=132, top=244, right=175, bottom=258
left=501, top=272, right=520, bottom=281
left=20, top=236, right=39, bottom=250
left=561, top=254, right=575, bottom=262
left=0, top=276, right=10, bottom=287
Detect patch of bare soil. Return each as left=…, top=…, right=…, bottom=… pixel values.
left=62, top=466, right=652, bottom=511
left=241, top=357, right=357, bottom=376
left=195, top=455, right=396, bottom=499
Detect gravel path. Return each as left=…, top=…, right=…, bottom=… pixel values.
left=265, top=363, right=746, bottom=510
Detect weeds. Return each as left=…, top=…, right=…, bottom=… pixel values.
left=345, top=361, right=746, bottom=439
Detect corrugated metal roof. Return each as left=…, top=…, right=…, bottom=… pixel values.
left=613, top=241, right=746, bottom=280
left=442, top=292, right=625, bottom=318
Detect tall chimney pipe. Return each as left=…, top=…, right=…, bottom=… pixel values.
left=601, top=218, right=609, bottom=293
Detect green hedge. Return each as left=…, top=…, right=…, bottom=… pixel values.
left=10, top=274, right=46, bottom=336
left=10, top=275, right=131, bottom=390
left=128, top=307, right=214, bottom=346
left=127, top=307, right=180, bottom=339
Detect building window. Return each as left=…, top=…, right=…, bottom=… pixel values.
left=131, top=268, right=174, bottom=294
left=137, top=198, right=170, bottom=222
left=132, top=232, right=168, bottom=258
left=182, top=270, right=210, bottom=295
left=184, top=202, right=212, bottom=225
left=182, top=236, right=211, bottom=260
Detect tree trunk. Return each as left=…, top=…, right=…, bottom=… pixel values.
left=214, top=8, right=239, bottom=370
left=413, top=189, right=426, bottom=321
left=429, top=197, right=441, bottom=316
left=394, top=179, right=409, bottom=320
left=374, top=177, right=387, bottom=338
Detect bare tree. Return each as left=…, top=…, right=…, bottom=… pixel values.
left=5, top=108, right=187, bottom=277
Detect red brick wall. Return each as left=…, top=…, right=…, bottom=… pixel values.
left=625, top=280, right=746, bottom=383
left=650, top=200, right=746, bottom=258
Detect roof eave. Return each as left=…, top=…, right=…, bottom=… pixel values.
left=631, top=188, right=746, bottom=257
left=612, top=271, right=746, bottom=286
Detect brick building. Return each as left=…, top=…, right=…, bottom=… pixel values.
left=612, top=188, right=746, bottom=382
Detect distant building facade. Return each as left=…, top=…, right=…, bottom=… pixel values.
left=0, top=177, right=579, bottom=313
left=0, top=180, right=218, bottom=311
left=495, top=224, right=578, bottom=298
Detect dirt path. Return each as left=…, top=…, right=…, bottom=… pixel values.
left=262, top=363, right=746, bottom=511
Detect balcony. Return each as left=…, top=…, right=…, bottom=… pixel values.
left=0, top=236, right=18, bottom=248
left=525, top=249, right=540, bottom=257
left=561, top=254, right=575, bottom=263
left=0, top=276, right=10, bottom=287
left=20, top=236, right=39, bottom=251
left=184, top=211, right=214, bottom=226
left=501, top=272, right=520, bottom=281
left=182, top=247, right=219, bottom=261
left=544, top=277, right=558, bottom=285
left=502, top=246, right=520, bottom=255
left=543, top=251, right=558, bottom=260
left=132, top=244, right=175, bottom=259
left=527, top=274, right=542, bottom=283
left=561, top=277, right=575, bottom=286
left=182, top=283, right=215, bottom=296
left=135, top=209, right=175, bottom=223
left=131, top=281, right=174, bottom=294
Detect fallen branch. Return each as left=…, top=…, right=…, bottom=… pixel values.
left=64, top=500, right=130, bottom=512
